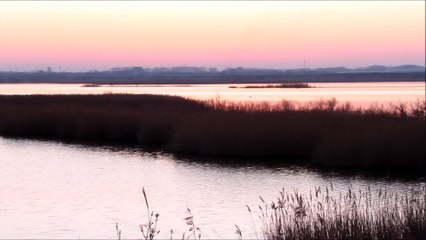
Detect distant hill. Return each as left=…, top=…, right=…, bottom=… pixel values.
left=282, top=65, right=425, bottom=74
left=353, top=65, right=425, bottom=73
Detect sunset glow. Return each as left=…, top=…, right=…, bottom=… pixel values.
left=0, top=1, right=424, bottom=71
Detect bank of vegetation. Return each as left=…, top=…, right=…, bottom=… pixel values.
left=0, top=94, right=424, bottom=170
left=257, top=185, right=426, bottom=240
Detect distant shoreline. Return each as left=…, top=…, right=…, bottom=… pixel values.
left=0, top=79, right=424, bottom=85
left=0, top=71, right=424, bottom=84
left=1, top=79, right=425, bottom=85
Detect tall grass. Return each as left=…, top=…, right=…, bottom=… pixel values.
left=257, top=185, right=426, bottom=240
left=117, top=187, right=201, bottom=240
left=0, top=94, right=424, bottom=170
left=140, top=187, right=160, bottom=240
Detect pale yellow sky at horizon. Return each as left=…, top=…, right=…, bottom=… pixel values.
left=0, top=1, right=424, bottom=71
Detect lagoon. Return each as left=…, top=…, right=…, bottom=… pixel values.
left=0, top=137, right=424, bottom=239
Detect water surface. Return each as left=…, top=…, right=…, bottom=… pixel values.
left=0, top=137, right=424, bottom=239
left=0, top=82, right=424, bottom=108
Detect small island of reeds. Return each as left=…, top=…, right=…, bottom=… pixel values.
left=0, top=94, right=424, bottom=171
left=229, top=82, right=311, bottom=89
left=81, top=83, right=101, bottom=87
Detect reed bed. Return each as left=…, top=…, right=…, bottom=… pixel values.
left=0, top=94, right=424, bottom=169
left=257, top=185, right=426, bottom=240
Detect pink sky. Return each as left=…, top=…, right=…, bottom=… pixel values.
left=0, top=1, right=424, bottom=71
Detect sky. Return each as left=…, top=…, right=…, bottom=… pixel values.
left=0, top=1, right=425, bottom=72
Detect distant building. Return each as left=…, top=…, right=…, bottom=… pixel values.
left=47, top=67, right=52, bottom=73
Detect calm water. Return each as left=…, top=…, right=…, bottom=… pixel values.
left=0, top=137, right=424, bottom=239
left=1, top=82, right=425, bottom=238
left=0, top=82, right=424, bottom=108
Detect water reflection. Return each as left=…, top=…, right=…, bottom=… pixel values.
left=0, top=137, right=424, bottom=239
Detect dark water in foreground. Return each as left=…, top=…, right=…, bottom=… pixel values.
left=0, top=137, right=424, bottom=239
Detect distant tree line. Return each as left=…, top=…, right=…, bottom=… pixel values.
left=0, top=65, right=424, bottom=84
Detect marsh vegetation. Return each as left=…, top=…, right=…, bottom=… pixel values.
left=258, top=185, right=426, bottom=240
left=0, top=94, right=424, bottom=170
